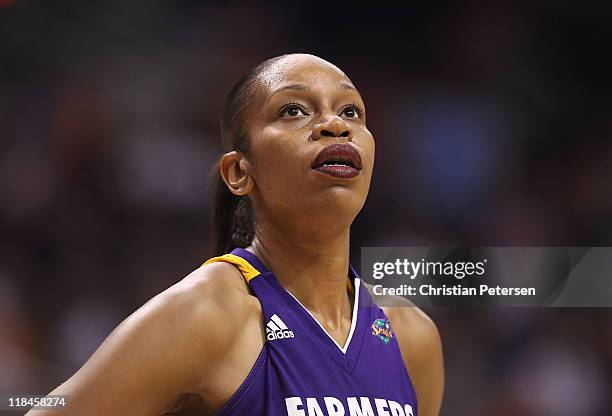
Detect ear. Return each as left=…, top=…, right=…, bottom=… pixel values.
left=219, top=151, right=254, bottom=196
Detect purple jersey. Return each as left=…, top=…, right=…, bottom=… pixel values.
left=203, top=248, right=418, bottom=416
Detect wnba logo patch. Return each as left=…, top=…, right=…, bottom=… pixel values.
left=371, top=318, right=394, bottom=344
left=266, top=313, right=295, bottom=341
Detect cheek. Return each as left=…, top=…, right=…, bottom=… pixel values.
left=251, top=129, right=310, bottom=200
left=367, top=136, right=375, bottom=172
left=359, top=130, right=376, bottom=177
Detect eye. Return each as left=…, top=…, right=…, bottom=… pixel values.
left=340, top=103, right=364, bottom=119
left=280, top=103, right=309, bottom=118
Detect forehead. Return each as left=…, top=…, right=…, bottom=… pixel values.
left=258, top=55, right=353, bottom=95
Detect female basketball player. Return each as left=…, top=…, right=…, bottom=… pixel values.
left=32, top=54, right=443, bottom=416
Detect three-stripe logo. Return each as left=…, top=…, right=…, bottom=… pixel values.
left=266, top=314, right=295, bottom=341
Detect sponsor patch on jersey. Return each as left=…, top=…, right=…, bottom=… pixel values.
left=285, top=396, right=414, bottom=416
left=371, top=318, right=394, bottom=344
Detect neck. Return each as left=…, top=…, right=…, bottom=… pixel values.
left=247, top=217, right=354, bottom=330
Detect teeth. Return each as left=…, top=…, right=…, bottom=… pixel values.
left=323, top=159, right=352, bottom=167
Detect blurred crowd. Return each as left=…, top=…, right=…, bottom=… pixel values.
left=1, top=1, right=611, bottom=415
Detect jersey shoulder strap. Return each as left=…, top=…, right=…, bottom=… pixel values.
left=202, top=252, right=261, bottom=282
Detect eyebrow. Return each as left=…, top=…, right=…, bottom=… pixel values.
left=265, top=82, right=360, bottom=103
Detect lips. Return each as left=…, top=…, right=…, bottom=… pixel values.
left=311, top=143, right=362, bottom=178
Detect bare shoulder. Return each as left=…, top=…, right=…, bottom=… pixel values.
left=177, top=259, right=258, bottom=319
left=137, top=260, right=262, bottom=378
left=168, top=260, right=258, bottom=331
left=35, top=261, right=260, bottom=416
left=119, top=259, right=258, bottom=361
left=363, top=283, right=444, bottom=416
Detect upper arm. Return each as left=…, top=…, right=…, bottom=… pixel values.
left=29, top=264, right=244, bottom=416
left=387, top=306, right=444, bottom=416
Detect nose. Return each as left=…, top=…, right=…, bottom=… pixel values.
left=310, top=115, right=353, bottom=141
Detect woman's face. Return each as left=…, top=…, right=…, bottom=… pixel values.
left=245, top=55, right=375, bottom=228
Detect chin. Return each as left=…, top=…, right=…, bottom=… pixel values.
left=317, top=187, right=367, bottom=217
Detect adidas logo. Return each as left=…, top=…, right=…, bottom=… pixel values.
left=266, top=314, right=295, bottom=341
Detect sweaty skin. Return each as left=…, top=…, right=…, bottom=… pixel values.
left=30, top=54, right=443, bottom=416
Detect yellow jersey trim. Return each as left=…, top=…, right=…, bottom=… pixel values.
left=202, top=253, right=261, bottom=282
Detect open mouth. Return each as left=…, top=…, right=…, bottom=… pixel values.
left=311, top=143, right=362, bottom=178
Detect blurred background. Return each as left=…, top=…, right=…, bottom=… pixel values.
left=1, top=1, right=611, bottom=415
